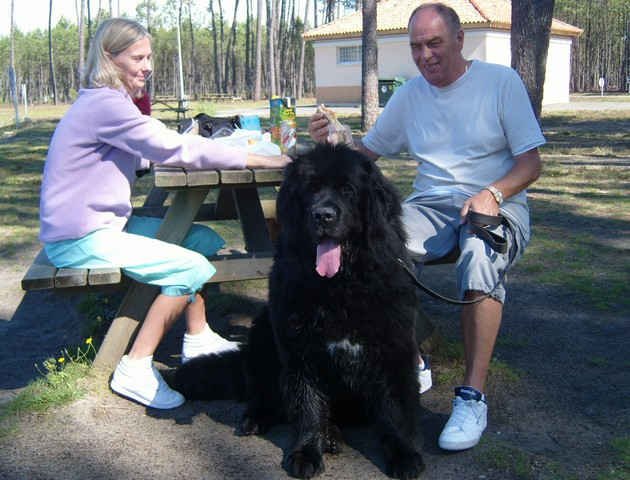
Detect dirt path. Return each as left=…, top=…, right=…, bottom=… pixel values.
left=1, top=262, right=627, bottom=479
left=1, top=102, right=628, bottom=479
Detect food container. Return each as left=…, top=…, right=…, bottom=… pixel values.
left=269, top=96, right=297, bottom=154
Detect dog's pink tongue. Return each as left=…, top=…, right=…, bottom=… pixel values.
left=316, top=240, right=341, bottom=278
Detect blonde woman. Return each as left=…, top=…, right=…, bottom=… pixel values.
left=39, top=18, right=291, bottom=409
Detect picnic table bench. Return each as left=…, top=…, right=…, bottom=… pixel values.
left=197, top=93, right=243, bottom=103
left=22, top=165, right=284, bottom=370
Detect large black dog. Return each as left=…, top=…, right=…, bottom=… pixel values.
left=174, top=144, right=425, bottom=479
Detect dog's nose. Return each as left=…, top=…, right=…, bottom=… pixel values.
left=312, top=206, right=338, bottom=225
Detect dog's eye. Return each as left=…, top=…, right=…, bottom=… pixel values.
left=307, top=180, right=321, bottom=194
left=340, top=184, right=356, bottom=199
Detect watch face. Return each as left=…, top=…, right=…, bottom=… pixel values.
left=486, top=186, right=502, bottom=204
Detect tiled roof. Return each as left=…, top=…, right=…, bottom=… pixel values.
left=303, top=0, right=582, bottom=40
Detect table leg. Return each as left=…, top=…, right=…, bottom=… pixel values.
left=93, top=188, right=210, bottom=371
left=232, top=187, right=274, bottom=252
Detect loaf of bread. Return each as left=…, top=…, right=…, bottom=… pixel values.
left=317, top=104, right=354, bottom=146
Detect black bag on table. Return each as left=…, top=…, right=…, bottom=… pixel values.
left=178, top=113, right=241, bottom=138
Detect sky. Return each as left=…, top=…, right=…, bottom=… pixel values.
left=2, top=0, right=317, bottom=38
left=0, top=0, right=254, bottom=37
left=1, top=1, right=144, bottom=36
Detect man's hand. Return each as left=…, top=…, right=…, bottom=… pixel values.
left=308, top=111, right=332, bottom=144
left=308, top=106, right=380, bottom=162
left=460, top=148, right=542, bottom=222
left=460, top=189, right=500, bottom=223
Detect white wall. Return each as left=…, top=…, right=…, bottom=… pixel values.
left=377, top=36, right=420, bottom=80
left=314, top=38, right=362, bottom=87
left=312, top=30, right=573, bottom=105
left=543, top=37, right=573, bottom=104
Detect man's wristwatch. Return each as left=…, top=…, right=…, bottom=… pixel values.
left=484, top=185, right=504, bottom=205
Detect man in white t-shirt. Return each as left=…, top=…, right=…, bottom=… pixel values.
left=309, top=2, right=543, bottom=451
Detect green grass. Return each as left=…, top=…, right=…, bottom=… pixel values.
left=521, top=153, right=629, bottom=310
left=474, top=439, right=579, bottom=480
left=430, top=338, right=521, bottom=390
left=596, top=437, right=630, bottom=480
left=0, top=345, right=95, bottom=439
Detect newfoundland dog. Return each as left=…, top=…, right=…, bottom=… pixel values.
left=174, top=144, right=425, bottom=479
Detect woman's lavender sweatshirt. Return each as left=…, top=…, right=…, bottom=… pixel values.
left=39, top=87, right=247, bottom=243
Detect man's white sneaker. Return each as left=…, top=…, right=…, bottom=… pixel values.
left=181, top=323, right=240, bottom=364
left=438, top=386, right=487, bottom=451
left=418, top=354, right=432, bottom=394
left=110, top=355, right=185, bottom=409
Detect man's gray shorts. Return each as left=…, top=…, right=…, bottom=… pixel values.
left=402, top=193, right=522, bottom=303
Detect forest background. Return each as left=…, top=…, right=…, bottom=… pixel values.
left=1, top=0, right=629, bottom=108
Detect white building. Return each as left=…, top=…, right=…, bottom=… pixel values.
left=303, top=0, right=582, bottom=106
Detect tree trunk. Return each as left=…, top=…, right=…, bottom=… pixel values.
left=144, top=0, right=154, bottom=99
left=245, top=0, right=252, bottom=94
left=325, top=0, right=333, bottom=22
left=510, top=0, right=554, bottom=120
left=176, top=0, right=185, bottom=101
left=187, top=1, right=197, bottom=98
left=361, top=0, right=378, bottom=130
left=218, top=0, right=226, bottom=92
left=224, top=0, right=240, bottom=94
left=624, top=17, right=630, bottom=92
left=276, top=0, right=286, bottom=94
left=49, top=0, right=58, bottom=105
left=266, top=0, right=276, bottom=97
left=209, top=1, right=222, bottom=92
left=78, top=0, right=86, bottom=89
left=254, top=0, right=263, bottom=99
left=87, top=0, right=92, bottom=44
left=9, top=0, right=19, bottom=125
left=297, top=0, right=310, bottom=99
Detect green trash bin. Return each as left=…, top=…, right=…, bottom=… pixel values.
left=378, top=77, right=406, bottom=107
left=378, top=79, right=396, bottom=107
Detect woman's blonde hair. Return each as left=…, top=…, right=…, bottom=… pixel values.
left=83, top=18, right=151, bottom=89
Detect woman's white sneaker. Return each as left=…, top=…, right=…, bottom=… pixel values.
left=110, top=355, right=185, bottom=409
left=181, top=323, right=240, bottom=364
left=438, top=386, right=487, bottom=450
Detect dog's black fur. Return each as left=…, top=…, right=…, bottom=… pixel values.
left=174, top=144, right=425, bottom=479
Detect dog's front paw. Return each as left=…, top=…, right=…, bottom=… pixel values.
left=285, top=446, right=325, bottom=479
left=323, top=423, right=344, bottom=454
left=237, top=412, right=272, bottom=436
left=385, top=449, right=425, bottom=479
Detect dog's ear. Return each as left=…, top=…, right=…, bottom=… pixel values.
left=276, top=161, right=304, bottom=231
left=361, top=159, right=405, bottom=245
left=363, top=159, right=401, bottom=220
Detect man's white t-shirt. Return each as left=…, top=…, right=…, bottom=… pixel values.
left=362, top=60, right=545, bottom=243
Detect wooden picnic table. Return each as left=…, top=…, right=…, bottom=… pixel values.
left=92, top=165, right=284, bottom=370
left=151, top=96, right=190, bottom=121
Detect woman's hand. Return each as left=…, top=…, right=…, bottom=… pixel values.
left=245, top=153, right=293, bottom=169
left=308, top=112, right=330, bottom=144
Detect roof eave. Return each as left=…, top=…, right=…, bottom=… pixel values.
left=303, top=22, right=582, bottom=42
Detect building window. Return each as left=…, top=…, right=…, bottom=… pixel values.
left=337, top=46, right=361, bottom=64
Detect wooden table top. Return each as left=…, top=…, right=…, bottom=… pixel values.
left=153, top=166, right=285, bottom=188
